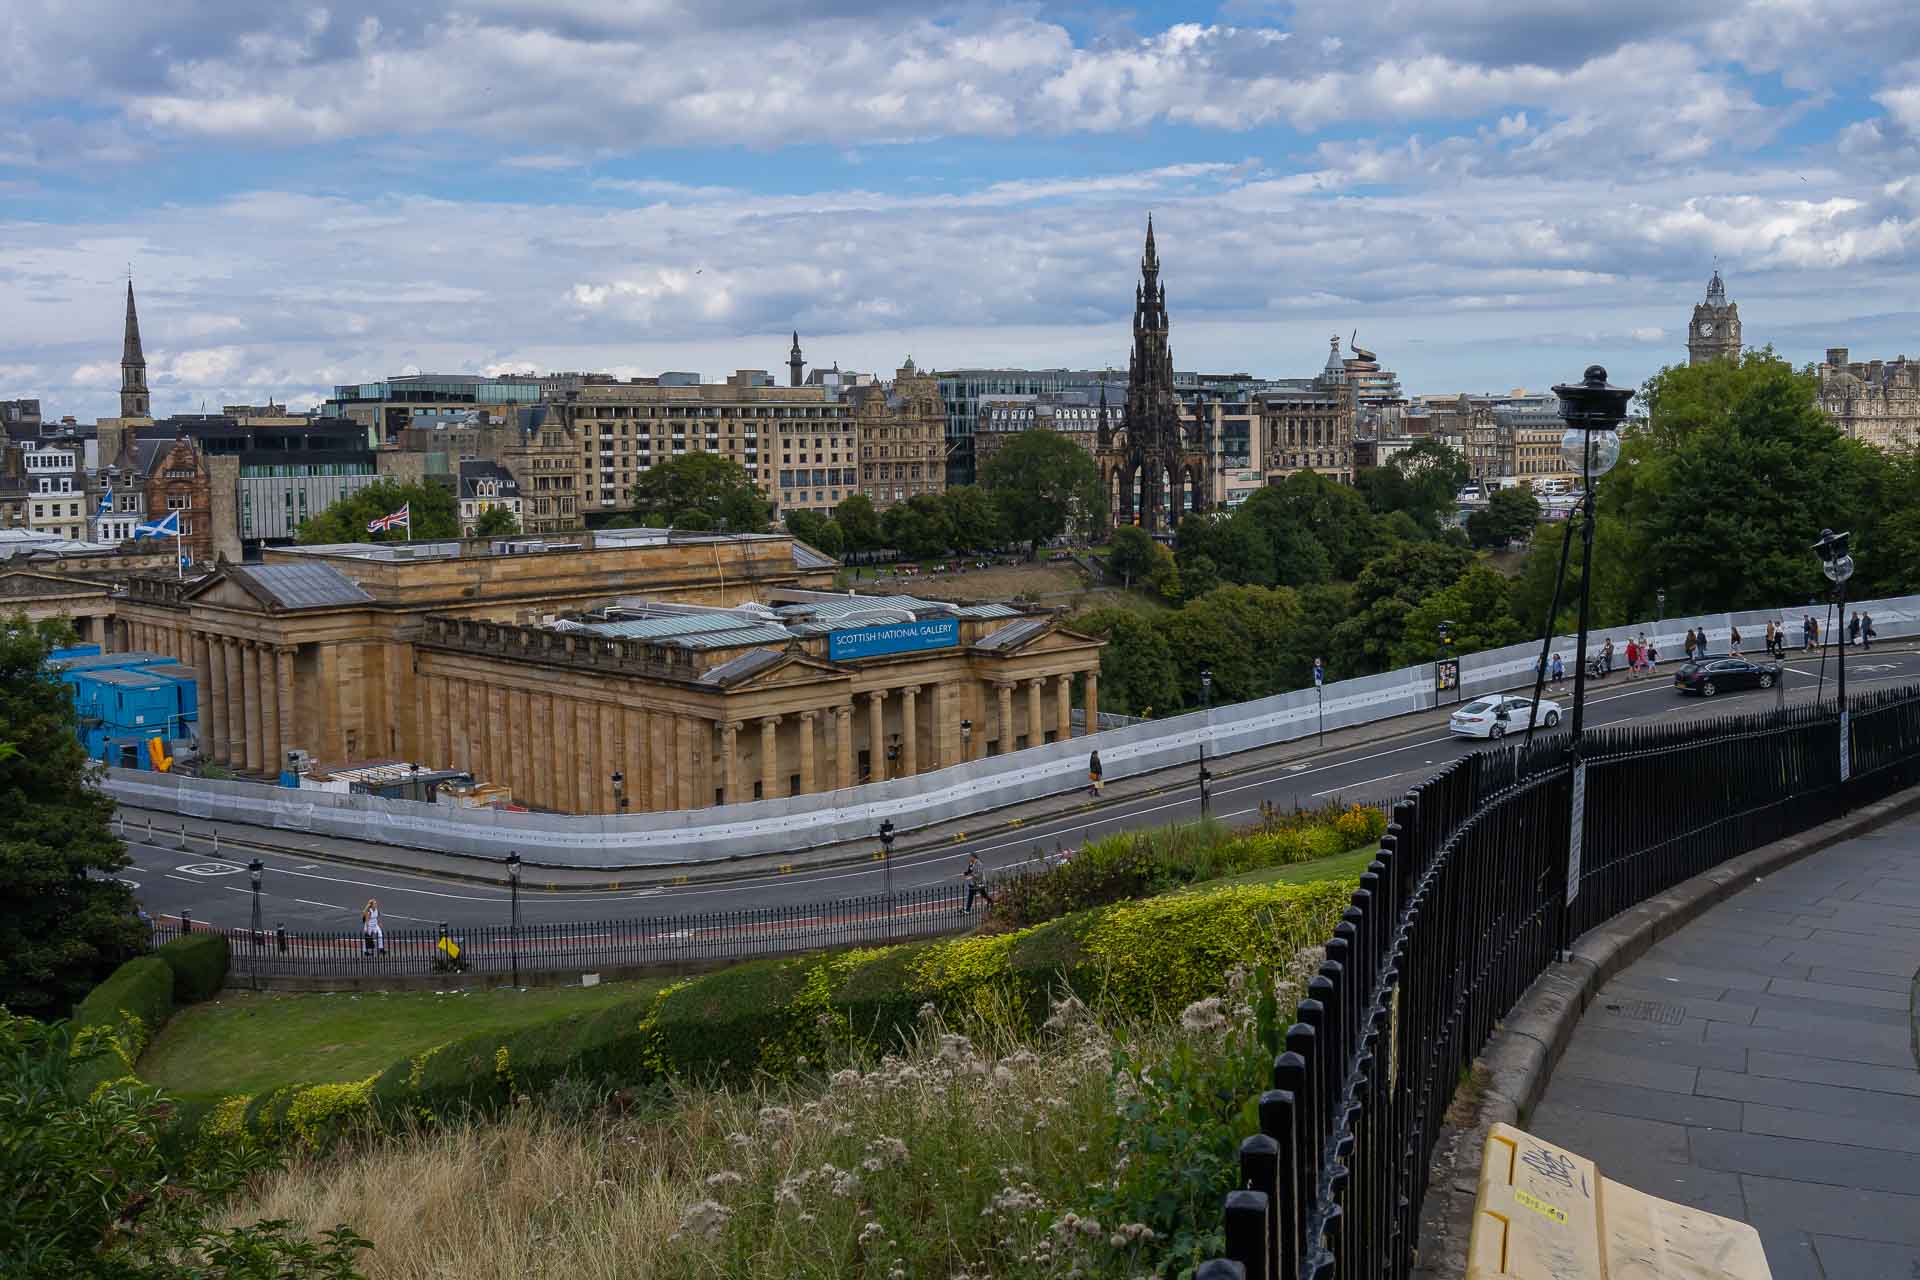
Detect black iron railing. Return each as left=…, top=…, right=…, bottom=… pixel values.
left=1196, top=684, right=1920, bottom=1280
left=151, top=880, right=990, bottom=978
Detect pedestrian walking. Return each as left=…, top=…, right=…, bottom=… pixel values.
left=1729, top=625, right=1742, bottom=657
left=1765, top=620, right=1776, bottom=656
left=1600, top=637, right=1614, bottom=676
left=1644, top=637, right=1658, bottom=671
left=1550, top=652, right=1565, bottom=688
left=361, top=898, right=385, bottom=956
left=959, top=853, right=993, bottom=915
left=1087, top=749, right=1104, bottom=798
left=1684, top=629, right=1697, bottom=664
left=1625, top=637, right=1640, bottom=678
left=1863, top=613, right=1876, bottom=650
left=1849, top=612, right=1861, bottom=647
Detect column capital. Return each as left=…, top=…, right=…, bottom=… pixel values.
left=761, top=714, right=783, bottom=729
left=990, top=678, right=1017, bottom=691
left=867, top=689, right=888, bottom=705
left=1025, top=674, right=1047, bottom=688
left=798, top=709, right=818, bottom=723
left=834, top=703, right=854, bottom=719
left=901, top=684, right=922, bottom=697
left=721, top=719, right=744, bottom=735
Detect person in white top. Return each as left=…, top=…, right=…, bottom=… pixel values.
left=362, top=898, right=385, bottom=956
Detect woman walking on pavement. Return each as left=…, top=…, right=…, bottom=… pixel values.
left=361, top=898, right=385, bottom=956
left=959, top=853, right=993, bottom=915
left=1087, top=749, right=1103, bottom=798
left=1730, top=625, right=1742, bottom=657
left=1550, top=652, right=1565, bottom=689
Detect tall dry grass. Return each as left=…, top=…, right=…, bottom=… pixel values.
left=232, top=961, right=1323, bottom=1279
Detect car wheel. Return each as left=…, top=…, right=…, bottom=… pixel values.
left=1544, top=710, right=1560, bottom=727
left=1702, top=681, right=1717, bottom=696
left=1759, top=673, right=1774, bottom=689
left=1490, top=724, right=1506, bottom=739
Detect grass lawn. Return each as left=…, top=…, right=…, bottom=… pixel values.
left=140, top=978, right=665, bottom=1098
left=1187, top=844, right=1381, bottom=892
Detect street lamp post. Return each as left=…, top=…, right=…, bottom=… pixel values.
left=886, top=734, right=901, bottom=779
left=1551, top=365, right=1632, bottom=934
left=1813, top=529, right=1855, bottom=783
left=1197, top=746, right=1213, bottom=819
left=1437, top=619, right=1456, bottom=704
left=1656, top=588, right=1666, bottom=622
left=1200, top=667, right=1213, bottom=709
left=505, top=851, right=521, bottom=988
left=248, top=858, right=263, bottom=990
left=878, top=818, right=896, bottom=905
left=960, top=719, right=972, bottom=759
left=1312, top=656, right=1325, bottom=746
left=611, top=770, right=627, bottom=812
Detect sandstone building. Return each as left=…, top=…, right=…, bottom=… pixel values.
left=1818, top=348, right=1920, bottom=451
left=106, top=530, right=1102, bottom=814
left=1688, top=271, right=1742, bottom=366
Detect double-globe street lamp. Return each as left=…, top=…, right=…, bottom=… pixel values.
left=877, top=818, right=896, bottom=904
left=506, top=851, right=522, bottom=988
left=1550, top=365, right=1632, bottom=935
left=1813, top=529, right=1855, bottom=783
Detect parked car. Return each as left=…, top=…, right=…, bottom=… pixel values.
left=1673, top=657, right=1780, bottom=696
left=1448, top=695, right=1563, bottom=739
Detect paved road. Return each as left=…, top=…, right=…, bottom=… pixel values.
left=1528, top=815, right=1920, bottom=1279
left=120, top=650, right=1920, bottom=935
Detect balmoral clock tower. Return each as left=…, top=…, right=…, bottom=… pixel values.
left=1687, top=270, right=1741, bottom=366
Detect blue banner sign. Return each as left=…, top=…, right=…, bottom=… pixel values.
left=828, top=617, right=960, bottom=661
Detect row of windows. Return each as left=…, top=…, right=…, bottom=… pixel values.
left=30, top=502, right=83, bottom=519
left=577, top=404, right=851, bottom=420
left=778, top=469, right=858, bottom=488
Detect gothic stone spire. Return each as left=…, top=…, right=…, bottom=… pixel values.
left=120, top=281, right=150, bottom=418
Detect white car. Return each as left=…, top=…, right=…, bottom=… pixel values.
left=1448, top=695, right=1562, bottom=739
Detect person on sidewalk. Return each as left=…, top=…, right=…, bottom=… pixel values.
left=959, top=853, right=993, bottom=915
left=1863, top=613, right=1876, bottom=650
left=1644, top=637, right=1658, bottom=672
left=1087, top=749, right=1103, bottom=798
left=1624, top=637, right=1640, bottom=678
left=1729, top=625, right=1742, bottom=657
left=1849, top=612, right=1861, bottom=647
left=361, top=899, right=385, bottom=956
left=1600, top=637, right=1614, bottom=676
left=1550, top=652, right=1564, bottom=688
left=1684, top=629, right=1697, bottom=664
left=1765, top=620, right=1776, bottom=657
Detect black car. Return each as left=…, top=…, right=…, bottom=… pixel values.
left=1673, top=657, right=1781, bottom=696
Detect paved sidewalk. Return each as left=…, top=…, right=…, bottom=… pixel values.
left=1529, top=818, right=1920, bottom=1279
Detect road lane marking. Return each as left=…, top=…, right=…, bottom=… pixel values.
left=294, top=898, right=343, bottom=910
left=1313, top=770, right=1409, bottom=798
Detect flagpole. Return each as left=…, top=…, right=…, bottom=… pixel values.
left=176, top=521, right=183, bottom=580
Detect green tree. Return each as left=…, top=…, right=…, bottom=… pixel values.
left=833, top=493, right=882, bottom=554
left=1396, top=563, right=1527, bottom=668
left=297, top=480, right=458, bottom=543
left=1176, top=513, right=1274, bottom=588
left=1466, top=486, right=1541, bottom=548
left=471, top=505, right=520, bottom=537
left=979, top=431, right=1103, bottom=554
left=1239, top=475, right=1370, bottom=578
left=1073, top=609, right=1181, bottom=718
left=1108, top=524, right=1159, bottom=588
left=0, top=616, right=146, bottom=1018
left=626, top=453, right=772, bottom=532
left=0, top=1014, right=371, bottom=1279
left=1161, top=585, right=1301, bottom=707
left=785, top=508, right=845, bottom=558
left=1177, top=553, right=1222, bottom=602
left=1356, top=441, right=1469, bottom=532
left=942, top=485, right=1005, bottom=552
left=1274, top=583, right=1356, bottom=689
left=881, top=494, right=954, bottom=559
left=1330, top=541, right=1474, bottom=674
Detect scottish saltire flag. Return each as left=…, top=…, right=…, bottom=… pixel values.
left=366, top=503, right=410, bottom=534
left=96, top=483, right=113, bottom=518
left=133, top=510, right=179, bottom=539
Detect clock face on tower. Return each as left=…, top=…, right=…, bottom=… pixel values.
left=1698, top=321, right=1715, bottom=337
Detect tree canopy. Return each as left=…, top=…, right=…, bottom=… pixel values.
left=832, top=494, right=882, bottom=553
left=472, top=505, right=520, bottom=537
left=1466, top=486, right=1541, bottom=549
left=297, top=480, right=458, bottom=544
left=1107, top=525, right=1160, bottom=588
left=979, top=430, right=1104, bottom=552
left=626, top=453, right=773, bottom=532
left=0, top=616, right=146, bottom=1019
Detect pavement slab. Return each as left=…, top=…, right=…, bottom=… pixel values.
left=1530, top=816, right=1920, bottom=1278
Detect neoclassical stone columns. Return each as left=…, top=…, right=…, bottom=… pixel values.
left=798, top=711, right=817, bottom=794
left=1084, top=672, right=1100, bottom=730
left=260, top=644, right=281, bottom=774
left=203, top=634, right=227, bottom=762
left=899, top=685, right=920, bottom=776
left=759, top=715, right=781, bottom=799
left=318, top=644, right=341, bottom=762
left=994, top=680, right=1015, bottom=755
left=275, top=647, right=296, bottom=769
left=1026, top=677, right=1044, bottom=750
left=531, top=692, right=554, bottom=809
left=241, top=643, right=263, bottom=773
left=675, top=716, right=704, bottom=810
left=598, top=704, right=619, bottom=813
left=623, top=707, right=646, bottom=812
left=834, top=704, right=854, bottom=789
left=223, top=640, right=245, bottom=767
left=1056, top=675, right=1073, bottom=741
left=867, top=690, right=887, bottom=781
left=720, top=721, right=743, bottom=804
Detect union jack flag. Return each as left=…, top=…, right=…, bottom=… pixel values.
left=366, top=503, right=410, bottom=534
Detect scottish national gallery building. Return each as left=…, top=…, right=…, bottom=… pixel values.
left=107, top=528, right=1103, bottom=814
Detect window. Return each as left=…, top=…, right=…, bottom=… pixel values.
left=166, top=496, right=189, bottom=511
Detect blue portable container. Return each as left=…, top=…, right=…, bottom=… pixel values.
left=141, top=663, right=200, bottom=720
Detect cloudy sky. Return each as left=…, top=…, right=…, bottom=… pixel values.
left=5, top=0, right=1920, bottom=421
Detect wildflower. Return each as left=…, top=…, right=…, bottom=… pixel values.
left=675, top=1199, right=731, bottom=1241
left=916, top=1001, right=939, bottom=1021
left=725, top=1131, right=752, bottom=1150
left=866, top=1135, right=909, bottom=1167
left=705, top=1170, right=744, bottom=1189
left=858, top=1220, right=886, bottom=1245
left=756, top=1106, right=796, bottom=1131
left=1179, top=997, right=1227, bottom=1033
left=830, top=1068, right=863, bottom=1090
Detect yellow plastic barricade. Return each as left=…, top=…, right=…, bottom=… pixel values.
left=1467, top=1123, right=1770, bottom=1279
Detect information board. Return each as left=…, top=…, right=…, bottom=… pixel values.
left=828, top=617, right=960, bottom=661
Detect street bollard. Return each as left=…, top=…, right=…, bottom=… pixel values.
left=276, top=924, right=288, bottom=954
left=180, top=909, right=192, bottom=934
left=177, top=823, right=189, bottom=851
left=212, top=830, right=220, bottom=855
left=145, top=816, right=153, bottom=841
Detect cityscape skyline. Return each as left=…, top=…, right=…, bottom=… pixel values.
left=5, top=1, right=1919, bottom=420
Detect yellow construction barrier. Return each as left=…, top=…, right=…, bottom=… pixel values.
left=1467, top=1123, right=1770, bottom=1279
left=146, top=737, right=172, bottom=772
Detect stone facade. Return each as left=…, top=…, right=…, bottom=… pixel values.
left=107, top=532, right=1101, bottom=815
left=1260, top=346, right=1357, bottom=485
left=1818, top=347, right=1920, bottom=451
left=1512, top=427, right=1577, bottom=488
left=141, top=437, right=219, bottom=566
left=853, top=360, right=948, bottom=510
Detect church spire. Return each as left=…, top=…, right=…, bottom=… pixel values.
left=788, top=330, right=804, bottom=388
left=120, top=280, right=150, bottom=418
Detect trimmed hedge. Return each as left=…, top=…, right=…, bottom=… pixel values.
left=156, top=932, right=230, bottom=1003
left=225, top=875, right=1362, bottom=1145
left=69, top=955, right=174, bottom=1091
